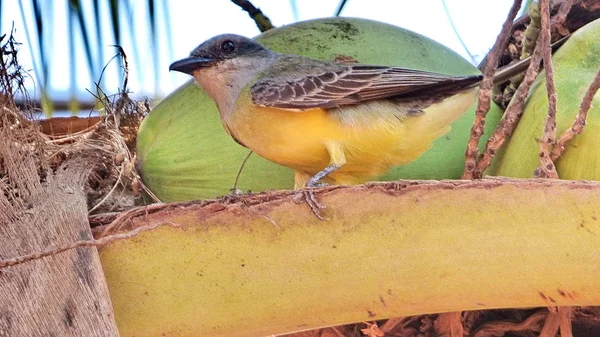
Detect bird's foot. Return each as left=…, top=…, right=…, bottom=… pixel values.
left=293, top=183, right=328, bottom=220
left=293, top=165, right=340, bottom=220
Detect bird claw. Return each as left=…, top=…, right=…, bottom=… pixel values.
left=293, top=188, right=327, bottom=220
left=294, top=165, right=339, bottom=220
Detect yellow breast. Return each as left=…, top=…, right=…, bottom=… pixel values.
left=225, top=89, right=477, bottom=185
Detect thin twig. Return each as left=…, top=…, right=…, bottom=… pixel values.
left=474, top=34, right=545, bottom=177
left=334, top=0, right=349, bottom=17
left=232, top=150, right=253, bottom=192
left=539, top=308, right=561, bottom=337
left=0, top=221, right=176, bottom=269
left=551, top=0, right=575, bottom=36
left=231, top=0, right=274, bottom=32
left=551, top=67, right=600, bottom=161
left=534, top=0, right=558, bottom=179
left=497, top=3, right=540, bottom=106
left=114, top=45, right=129, bottom=92
left=559, top=307, right=574, bottom=337
left=441, top=0, right=476, bottom=64
left=462, top=0, right=523, bottom=179
left=98, top=202, right=171, bottom=237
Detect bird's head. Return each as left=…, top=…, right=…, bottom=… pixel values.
left=169, top=34, right=269, bottom=75
left=169, top=34, right=276, bottom=120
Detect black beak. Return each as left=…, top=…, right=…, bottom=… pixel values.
left=169, top=56, right=216, bottom=75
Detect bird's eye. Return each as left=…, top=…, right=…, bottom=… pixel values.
left=221, top=40, right=235, bottom=53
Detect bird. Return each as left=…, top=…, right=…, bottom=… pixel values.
left=169, top=34, right=516, bottom=216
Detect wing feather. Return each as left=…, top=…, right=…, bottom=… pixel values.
left=251, top=58, right=482, bottom=110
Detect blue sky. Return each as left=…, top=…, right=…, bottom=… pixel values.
left=2, top=0, right=516, bottom=105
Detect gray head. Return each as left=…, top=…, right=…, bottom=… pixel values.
left=169, top=34, right=269, bottom=75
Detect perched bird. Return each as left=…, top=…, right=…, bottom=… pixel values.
left=169, top=34, right=511, bottom=214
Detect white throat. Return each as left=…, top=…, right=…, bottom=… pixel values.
left=192, top=56, right=276, bottom=124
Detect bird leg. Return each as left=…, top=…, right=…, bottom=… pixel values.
left=294, top=141, right=346, bottom=220
left=307, top=164, right=340, bottom=187
left=293, top=164, right=341, bottom=220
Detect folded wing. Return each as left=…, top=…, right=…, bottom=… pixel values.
left=251, top=58, right=482, bottom=109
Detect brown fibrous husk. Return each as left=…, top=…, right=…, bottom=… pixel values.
left=0, top=32, right=148, bottom=220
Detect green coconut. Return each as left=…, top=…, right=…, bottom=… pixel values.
left=137, top=17, right=502, bottom=202
left=489, top=18, right=600, bottom=179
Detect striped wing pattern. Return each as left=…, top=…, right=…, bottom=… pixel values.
left=251, top=63, right=482, bottom=109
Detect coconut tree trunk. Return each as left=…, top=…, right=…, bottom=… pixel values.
left=0, top=152, right=119, bottom=336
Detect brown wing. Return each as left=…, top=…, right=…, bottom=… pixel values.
left=251, top=59, right=482, bottom=109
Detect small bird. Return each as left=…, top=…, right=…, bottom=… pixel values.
left=169, top=34, right=507, bottom=215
